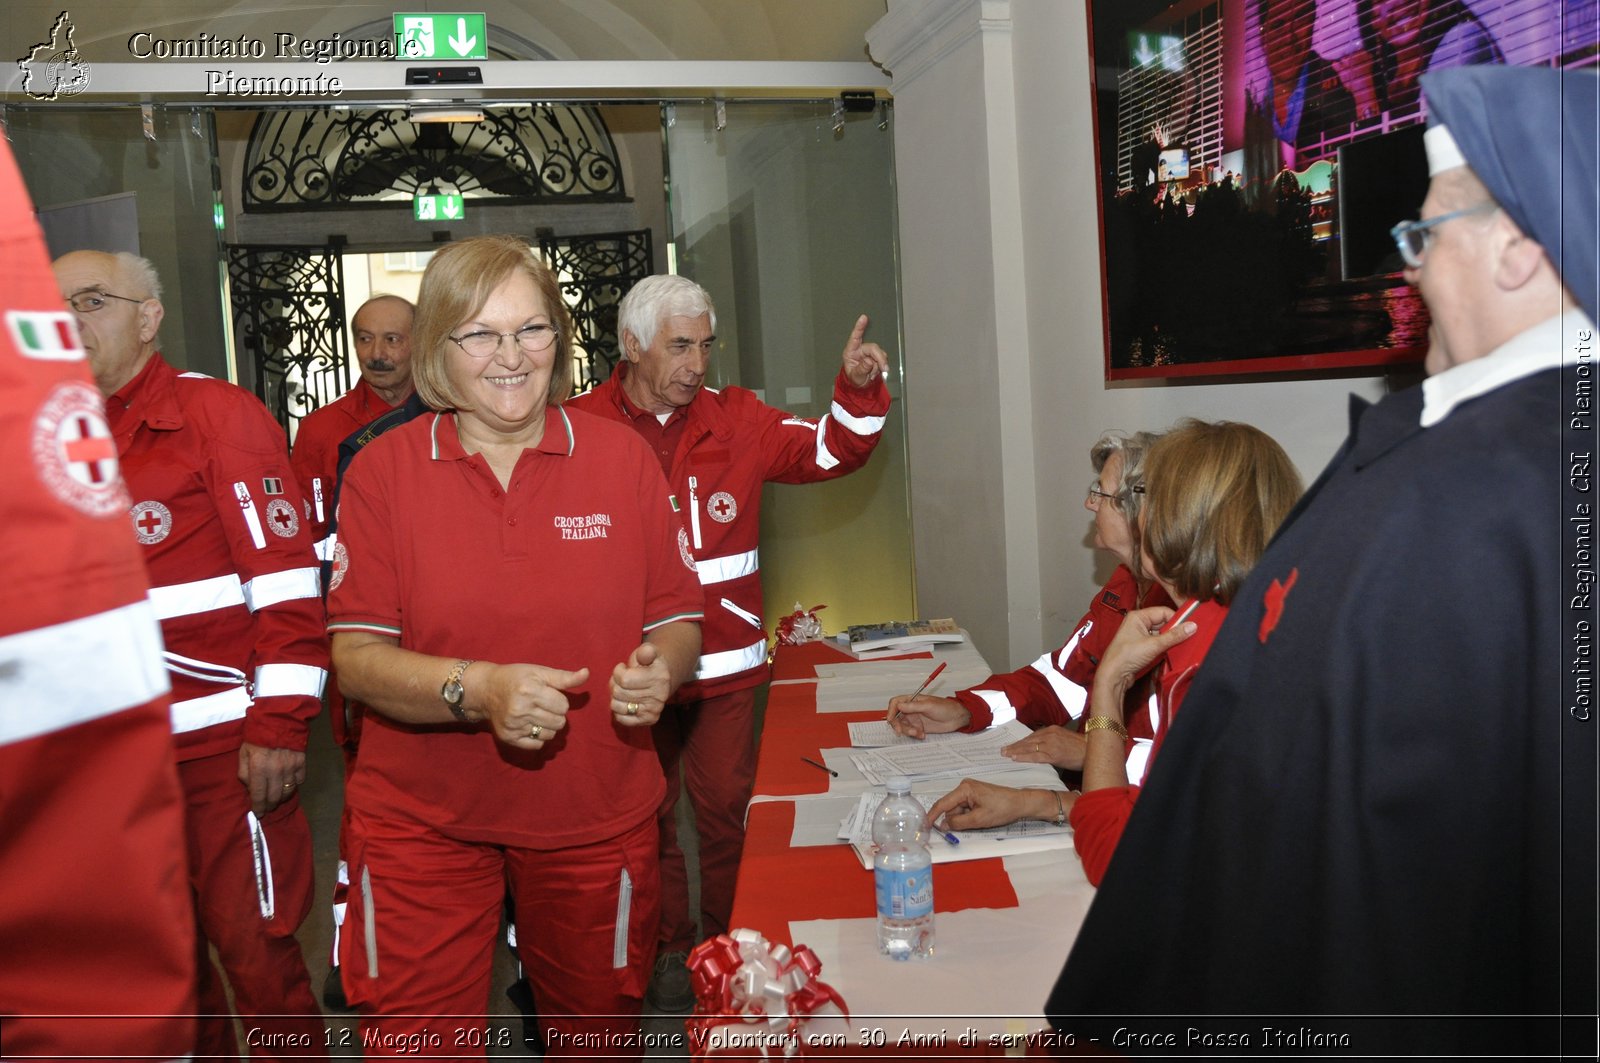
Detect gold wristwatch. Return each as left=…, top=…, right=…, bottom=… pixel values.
left=441, top=659, right=475, bottom=721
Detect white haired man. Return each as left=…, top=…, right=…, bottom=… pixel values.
left=567, top=275, right=890, bottom=1009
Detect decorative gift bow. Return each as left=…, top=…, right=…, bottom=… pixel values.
left=686, top=929, right=850, bottom=1058
left=773, top=603, right=827, bottom=651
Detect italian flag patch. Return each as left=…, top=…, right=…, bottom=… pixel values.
left=7, top=311, right=83, bottom=361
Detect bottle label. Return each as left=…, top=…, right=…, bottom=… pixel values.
left=874, top=866, right=933, bottom=920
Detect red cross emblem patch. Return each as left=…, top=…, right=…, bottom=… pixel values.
left=31, top=381, right=127, bottom=518
left=266, top=498, right=300, bottom=538
left=131, top=500, right=172, bottom=544
left=708, top=491, right=737, bottom=523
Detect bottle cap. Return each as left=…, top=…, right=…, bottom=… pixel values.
left=887, top=775, right=911, bottom=793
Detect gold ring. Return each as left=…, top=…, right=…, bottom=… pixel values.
left=284, top=781, right=295, bottom=791
left=626, top=701, right=640, bottom=716
left=529, top=723, right=543, bottom=740
left=1034, top=742, right=1041, bottom=753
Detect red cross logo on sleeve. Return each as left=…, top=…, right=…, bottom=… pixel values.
left=265, top=497, right=300, bottom=538
left=136, top=508, right=162, bottom=536
left=32, top=382, right=128, bottom=518
left=63, top=414, right=117, bottom=485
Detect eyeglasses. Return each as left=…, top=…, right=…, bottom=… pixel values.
left=67, top=290, right=147, bottom=314
left=1389, top=202, right=1497, bottom=269
left=1087, top=481, right=1146, bottom=510
left=449, top=324, right=559, bottom=358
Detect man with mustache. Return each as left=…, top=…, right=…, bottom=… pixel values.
left=289, top=292, right=415, bottom=1010
left=291, top=294, right=415, bottom=549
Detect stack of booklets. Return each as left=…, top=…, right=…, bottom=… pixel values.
left=844, top=617, right=964, bottom=658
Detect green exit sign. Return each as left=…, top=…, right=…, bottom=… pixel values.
left=414, top=193, right=465, bottom=221
left=394, top=13, right=488, bottom=60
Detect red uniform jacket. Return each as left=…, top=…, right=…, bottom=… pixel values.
left=567, top=364, right=890, bottom=701
left=107, top=354, right=328, bottom=760
left=290, top=376, right=397, bottom=547
left=0, top=138, right=196, bottom=1054
left=1069, top=599, right=1226, bottom=886
left=955, top=565, right=1173, bottom=743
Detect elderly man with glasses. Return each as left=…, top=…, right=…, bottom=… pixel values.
left=1045, top=66, right=1598, bottom=1055
left=52, top=250, right=329, bottom=1057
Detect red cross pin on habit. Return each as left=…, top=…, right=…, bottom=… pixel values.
left=1259, top=567, right=1299, bottom=644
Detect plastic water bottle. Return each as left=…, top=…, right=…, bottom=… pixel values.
left=872, top=776, right=934, bottom=960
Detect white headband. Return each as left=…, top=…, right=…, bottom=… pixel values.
left=1425, top=125, right=1467, bottom=176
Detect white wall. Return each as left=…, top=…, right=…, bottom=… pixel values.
left=872, top=0, right=1390, bottom=670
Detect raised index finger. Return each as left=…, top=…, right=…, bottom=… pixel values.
left=844, top=313, right=869, bottom=350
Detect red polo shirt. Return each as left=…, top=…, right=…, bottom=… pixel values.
left=328, top=405, right=703, bottom=849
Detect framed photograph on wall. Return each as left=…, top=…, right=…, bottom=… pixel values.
left=1088, top=0, right=1594, bottom=380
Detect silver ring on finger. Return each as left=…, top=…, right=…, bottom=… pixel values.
left=626, top=701, right=640, bottom=716
left=529, top=723, right=542, bottom=740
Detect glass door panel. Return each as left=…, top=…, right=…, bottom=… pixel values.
left=7, top=106, right=228, bottom=380
left=664, top=101, right=915, bottom=636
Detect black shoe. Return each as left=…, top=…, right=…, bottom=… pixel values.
left=322, top=964, right=352, bottom=1012
left=645, top=950, right=695, bottom=1012
left=505, top=977, right=544, bottom=1056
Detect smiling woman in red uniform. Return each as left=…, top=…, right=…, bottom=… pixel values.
left=327, top=235, right=702, bottom=1058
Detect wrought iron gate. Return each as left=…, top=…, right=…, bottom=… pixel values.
left=226, top=242, right=349, bottom=436
left=539, top=229, right=653, bottom=392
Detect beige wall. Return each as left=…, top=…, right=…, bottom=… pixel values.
left=871, top=0, right=1391, bottom=670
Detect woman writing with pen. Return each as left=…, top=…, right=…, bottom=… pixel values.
left=887, top=430, right=1173, bottom=782
left=924, top=420, right=1301, bottom=885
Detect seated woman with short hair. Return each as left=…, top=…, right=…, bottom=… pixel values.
left=926, top=419, right=1303, bottom=886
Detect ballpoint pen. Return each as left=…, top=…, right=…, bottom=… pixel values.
left=800, top=756, right=838, bottom=777
left=889, top=661, right=948, bottom=723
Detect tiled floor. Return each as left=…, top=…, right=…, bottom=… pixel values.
left=290, top=720, right=696, bottom=1058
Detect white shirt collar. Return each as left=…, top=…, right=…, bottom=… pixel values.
left=1420, top=308, right=1592, bottom=427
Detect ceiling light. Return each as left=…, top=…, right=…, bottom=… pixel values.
left=407, top=104, right=485, bottom=124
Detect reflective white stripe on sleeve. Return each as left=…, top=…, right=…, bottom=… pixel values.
left=1125, top=737, right=1154, bottom=785
left=830, top=400, right=886, bottom=436
left=1144, top=691, right=1160, bottom=737
left=170, top=685, right=252, bottom=734
left=243, top=567, right=322, bottom=611
left=1028, top=633, right=1089, bottom=720
left=148, top=573, right=246, bottom=621
left=694, top=547, right=759, bottom=586
left=813, top=415, right=841, bottom=471
left=971, top=688, right=1017, bottom=727
left=233, top=481, right=267, bottom=550
left=694, top=638, right=768, bottom=681
left=0, top=600, right=169, bottom=745
left=254, top=662, right=328, bottom=699
left=315, top=532, right=337, bottom=562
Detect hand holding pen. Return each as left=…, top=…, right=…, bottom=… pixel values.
left=885, top=663, right=959, bottom=739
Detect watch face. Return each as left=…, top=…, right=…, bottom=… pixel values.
left=443, top=680, right=464, bottom=705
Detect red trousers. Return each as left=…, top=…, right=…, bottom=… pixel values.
left=178, top=750, right=326, bottom=1059
left=340, top=809, right=660, bottom=1060
left=654, top=686, right=758, bottom=952
left=0, top=703, right=196, bottom=1060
